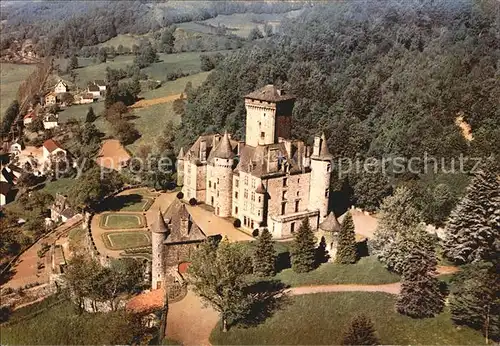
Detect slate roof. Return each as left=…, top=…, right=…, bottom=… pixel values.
left=0, top=181, right=12, bottom=195
left=61, top=207, right=77, bottom=219
left=245, top=84, right=295, bottom=102
left=162, top=199, right=206, bottom=244
left=211, top=132, right=235, bottom=160
left=87, top=83, right=100, bottom=92
left=151, top=208, right=168, bottom=234
left=236, top=139, right=308, bottom=178
left=319, top=212, right=341, bottom=233
left=181, top=134, right=238, bottom=165
left=312, top=132, right=333, bottom=161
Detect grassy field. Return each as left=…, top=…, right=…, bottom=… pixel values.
left=100, top=213, right=145, bottom=229
left=102, top=231, right=151, bottom=250
left=275, top=256, right=400, bottom=286
left=210, top=292, right=484, bottom=345
left=96, top=34, right=153, bottom=49
left=0, top=63, right=36, bottom=116
left=0, top=296, right=143, bottom=345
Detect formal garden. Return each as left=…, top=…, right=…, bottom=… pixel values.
left=102, top=231, right=151, bottom=251
left=99, top=213, right=146, bottom=229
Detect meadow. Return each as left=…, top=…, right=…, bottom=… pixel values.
left=210, top=292, right=484, bottom=345
left=0, top=63, right=36, bottom=116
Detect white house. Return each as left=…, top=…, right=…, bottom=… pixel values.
left=42, top=139, right=66, bottom=161
left=43, top=114, right=59, bottom=130
left=74, top=93, right=94, bottom=105
left=9, top=141, right=23, bottom=156
left=23, top=111, right=36, bottom=126
left=54, top=80, right=69, bottom=94
left=94, top=80, right=107, bottom=94
left=87, top=83, right=101, bottom=99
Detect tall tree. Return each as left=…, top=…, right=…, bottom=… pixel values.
left=443, top=161, right=500, bottom=264
left=371, top=187, right=425, bottom=274
left=253, top=228, right=276, bottom=277
left=85, top=106, right=96, bottom=123
left=187, top=240, right=253, bottom=332
left=341, top=314, right=379, bottom=345
left=335, top=212, right=357, bottom=264
left=290, top=218, right=317, bottom=273
left=449, top=262, right=499, bottom=342
left=395, top=229, right=444, bottom=318
left=68, top=55, right=78, bottom=71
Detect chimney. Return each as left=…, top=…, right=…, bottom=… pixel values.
left=200, top=140, right=207, bottom=162
left=312, top=136, right=321, bottom=156
left=180, top=216, right=189, bottom=237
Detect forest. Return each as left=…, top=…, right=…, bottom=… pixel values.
left=176, top=0, right=499, bottom=223
left=0, top=0, right=305, bottom=57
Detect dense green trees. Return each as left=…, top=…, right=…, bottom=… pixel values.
left=335, top=212, right=357, bottom=264
left=290, top=218, right=317, bottom=273
left=85, top=106, right=96, bottom=123
left=372, top=187, right=434, bottom=274
left=341, top=315, right=379, bottom=345
left=1, top=100, right=19, bottom=135
left=443, top=162, right=500, bottom=264
left=253, top=228, right=276, bottom=277
left=396, top=240, right=444, bottom=318
left=188, top=240, right=253, bottom=332
left=448, top=262, right=499, bottom=342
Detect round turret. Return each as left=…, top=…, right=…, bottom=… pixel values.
left=211, top=132, right=234, bottom=217
left=308, top=133, right=332, bottom=221
left=151, top=208, right=167, bottom=290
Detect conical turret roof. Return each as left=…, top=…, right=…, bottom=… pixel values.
left=177, top=147, right=185, bottom=160
left=212, top=132, right=234, bottom=159
left=317, top=132, right=333, bottom=160
left=152, top=208, right=168, bottom=233
left=319, top=212, right=341, bottom=233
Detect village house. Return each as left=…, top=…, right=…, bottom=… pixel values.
left=54, top=80, right=69, bottom=94
left=50, top=193, right=77, bottom=223
left=9, top=140, right=24, bottom=157
left=87, top=83, right=101, bottom=99
left=151, top=199, right=208, bottom=290
left=180, top=85, right=333, bottom=239
left=42, top=139, right=66, bottom=161
left=43, top=114, right=59, bottom=130
left=74, top=93, right=95, bottom=105
left=94, top=80, right=107, bottom=94
left=23, top=111, right=36, bottom=126
left=44, top=92, right=57, bottom=106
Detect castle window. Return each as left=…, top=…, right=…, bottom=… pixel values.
left=281, top=202, right=286, bottom=215
left=235, top=191, right=238, bottom=199
left=291, top=222, right=295, bottom=233
left=298, top=178, right=300, bottom=184
left=235, top=179, right=239, bottom=188
left=260, top=132, right=265, bottom=139
left=258, top=196, right=261, bottom=203
left=217, top=178, right=220, bottom=184
left=257, top=209, right=261, bottom=217
left=217, top=191, right=219, bottom=197
left=244, top=176, right=248, bottom=185
left=252, top=179, right=256, bottom=188
left=327, top=163, right=331, bottom=172
left=325, top=189, right=329, bottom=198
left=282, top=191, right=287, bottom=200
left=244, top=189, right=248, bottom=199
left=235, top=206, right=238, bottom=214
left=297, top=191, right=300, bottom=196
left=214, top=183, right=217, bottom=189
left=295, top=200, right=300, bottom=212
left=251, top=192, right=255, bottom=201
left=209, top=181, right=211, bottom=188
left=244, top=216, right=247, bottom=225
left=283, top=178, right=288, bottom=187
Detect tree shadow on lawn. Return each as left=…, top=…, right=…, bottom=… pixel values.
left=275, top=252, right=291, bottom=273
left=234, top=279, right=290, bottom=329
left=97, top=194, right=143, bottom=212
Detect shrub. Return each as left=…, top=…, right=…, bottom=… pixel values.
left=252, top=229, right=259, bottom=237
left=189, top=198, right=197, bottom=206
left=176, top=191, right=184, bottom=199
left=233, top=219, right=241, bottom=228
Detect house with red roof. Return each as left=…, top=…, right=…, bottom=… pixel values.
left=23, top=111, right=36, bottom=126
left=42, top=139, right=66, bottom=161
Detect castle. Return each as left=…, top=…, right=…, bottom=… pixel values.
left=178, top=85, right=333, bottom=239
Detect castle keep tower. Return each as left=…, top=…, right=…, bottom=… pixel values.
left=151, top=209, right=167, bottom=290
left=308, top=133, right=333, bottom=221
left=211, top=132, right=234, bottom=217
left=244, top=85, right=295, bottom=147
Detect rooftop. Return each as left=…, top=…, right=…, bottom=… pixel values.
left=245, top=84, right=295, bottom=102
left=43, top=139, right=63, bottom=153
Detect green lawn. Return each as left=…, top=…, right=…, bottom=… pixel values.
left=41, top=178, right=76, bottom=197
left=275, top=256, right=400, bottom=286
left=210, top=292, right=484, bottom=345
left=102, top=231, right=151, bottom=250
left=0, top=296, right=144, bottom=345
left=0, top=63, right=36, bottom=116
left=139, top=71, right=210, bottom=99
left=100, top=213, right=145, bottom=229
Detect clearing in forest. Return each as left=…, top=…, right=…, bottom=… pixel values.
left=129, top=93, right=181, bottom=109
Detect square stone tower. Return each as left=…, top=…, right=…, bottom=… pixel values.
left=244, top=85, right=295, bottom=146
